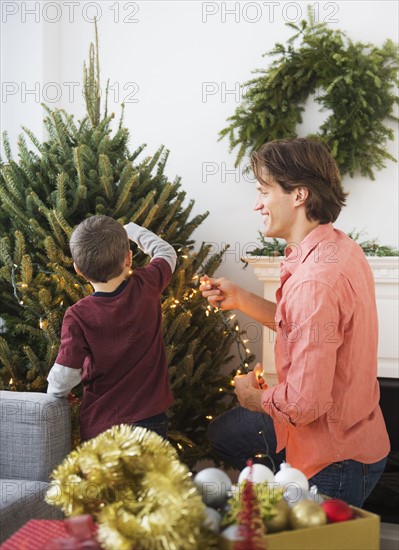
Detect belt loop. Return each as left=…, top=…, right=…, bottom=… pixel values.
left=363, top=463, right=369, bottom=476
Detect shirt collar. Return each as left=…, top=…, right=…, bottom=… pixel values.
left=92, top=278, right=130, bottom=298
left=282, top=223, right=334, bottom=275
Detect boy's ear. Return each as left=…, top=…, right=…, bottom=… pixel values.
left=73, top=262, right=84, bottom=276
left=124, top=249, right=133, bottom=267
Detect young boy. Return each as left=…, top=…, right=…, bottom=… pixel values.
left=47, top=215, right=177, bottom=440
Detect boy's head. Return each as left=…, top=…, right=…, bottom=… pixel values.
left=251, top=138, right=347, bottom=223
left=70, top=215, right=130, bottom=283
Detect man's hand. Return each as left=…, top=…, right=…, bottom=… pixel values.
left=200, top=275, right=241, bottom=310
left=234, top=365, right=265, bottom=413
left=253, top=362, right=268, bottom=390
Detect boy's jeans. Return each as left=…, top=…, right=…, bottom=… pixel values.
left=207, top=406, right=387, bottom=507
left=133, top=412, right=168, bottom=439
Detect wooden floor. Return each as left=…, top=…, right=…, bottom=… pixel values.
left=380, top=523, right=399, bottom=550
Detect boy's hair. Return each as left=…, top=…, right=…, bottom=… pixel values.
left=251, top=138, right=347, bottom=223
left=70, top=215, right=129, bottom=283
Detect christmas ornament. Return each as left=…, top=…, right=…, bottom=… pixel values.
left=238, top=463, right=275, bottom=485
left=321, top=499, right=354, bottom=523
left=194, top=467, right=232, bottom=509
left=284, top=484, right=324, bottom=507
left=203, top=507, right=222, bottom=533
left=274, top=462, right=309, bottom=492
left=289, top=500, right=327, bottom=529
left=220, top=524, right=243, bottom=542
left=45, top=425, right=208, bottom=550
left=309, top=485, right=324, bottom=504
left=265, top=498, right=290, bottom=533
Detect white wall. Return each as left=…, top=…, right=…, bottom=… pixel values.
left=1, top=0, right=398, bottom=366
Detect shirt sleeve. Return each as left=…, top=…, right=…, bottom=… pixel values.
left=134, top=257, right=174, bottom=293
left=124, top=222, right=177, bottom=273
left=262, top=280, right=345, bottom=426
left=47, top=362, right=82, bottom=397
left=54, top=309, right=90, bottom=370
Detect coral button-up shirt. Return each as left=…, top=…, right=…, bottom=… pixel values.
left=262, top=223, right=390, bottom=478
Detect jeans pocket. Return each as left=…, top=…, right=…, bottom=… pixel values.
left=309, top=461, right=346, bottom=499
left=363, top=456, right=388, bottom=502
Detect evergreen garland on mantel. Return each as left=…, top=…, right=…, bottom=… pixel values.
left=246, top=231, right=399, bottom=259
left=220, top=10, right=399, bottom=179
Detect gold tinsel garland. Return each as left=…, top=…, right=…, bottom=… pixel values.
left=45, top=424, right=209, bottom=549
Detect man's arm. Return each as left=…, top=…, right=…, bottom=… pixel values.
left=201, top=276, right=277, bottom=330
left=47, top=363, right=82, bottom=398
left=261, top=281, right=343, bottom=425
left=124, top=222, right=177, bottom=273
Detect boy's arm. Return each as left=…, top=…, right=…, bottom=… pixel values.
left=47, top=309, right=86, bottom=398
left=47, top=363, right=82, bottom=398
left=124, top=222, right=177, bottom=273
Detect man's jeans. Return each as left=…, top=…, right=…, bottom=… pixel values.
left=207, top=406, right=387, bottom=507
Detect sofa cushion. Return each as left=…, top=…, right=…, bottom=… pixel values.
left=0, top=479, right=63, bottom=543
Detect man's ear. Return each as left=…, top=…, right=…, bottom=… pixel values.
left=294, top=187, right=309, bottom=206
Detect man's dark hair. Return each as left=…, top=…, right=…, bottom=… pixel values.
left=251, top=138, right=347, bottom=223
left=70, top=215, right=129, bottom=283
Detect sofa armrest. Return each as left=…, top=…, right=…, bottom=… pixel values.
left=0, top=391, right=71, bottom=482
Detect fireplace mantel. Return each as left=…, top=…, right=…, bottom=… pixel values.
left=244, top=256, right=399, bottom=384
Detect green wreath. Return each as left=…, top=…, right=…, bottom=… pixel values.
left=220, top=11, right=399, bottom=179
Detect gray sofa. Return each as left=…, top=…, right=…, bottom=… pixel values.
left=0, top=391, right=71, bottom=543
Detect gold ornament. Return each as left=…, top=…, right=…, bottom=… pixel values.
left=45, top=424, right=208, bottom=549
left=265, top=498, right=290, bottom=533
left=289, top=500, right=327, bottom=530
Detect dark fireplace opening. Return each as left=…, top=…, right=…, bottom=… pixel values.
left=363, top=378, right=399, bottom=523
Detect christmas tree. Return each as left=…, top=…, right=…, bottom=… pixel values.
left=0, top=28, right=251, bottom=466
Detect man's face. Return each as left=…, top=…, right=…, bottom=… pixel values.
left=253, top=175, right=296, bottom=242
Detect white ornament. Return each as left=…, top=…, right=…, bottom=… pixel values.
left=275, top=462, right=309, bottom=492
left=229, top=483, right=240, bottom=498
left=309, top=485, right=324, bottom=504
left=193, top=467, right=232, bottom=508
left=283, top=484, right=324, bottom=507
left=220, top=524, right=243, bottom=542
left=203, top=507, right=221, bottom=533
left=238, top=463, right=275, bottom=485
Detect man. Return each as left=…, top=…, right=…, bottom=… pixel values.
left=201, top=138, right=389, bottom=506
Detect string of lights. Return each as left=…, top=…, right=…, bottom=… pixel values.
left=7, top=244, right=269, bottom=465
left=10, top=246, right=254, bottom=367
left=173, top=245, right=254, bottom=375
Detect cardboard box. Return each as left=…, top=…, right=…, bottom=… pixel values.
left=220, top=506, right=380, bottom=550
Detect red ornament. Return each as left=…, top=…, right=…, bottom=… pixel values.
left=321, top=499, right=354, bottom=523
